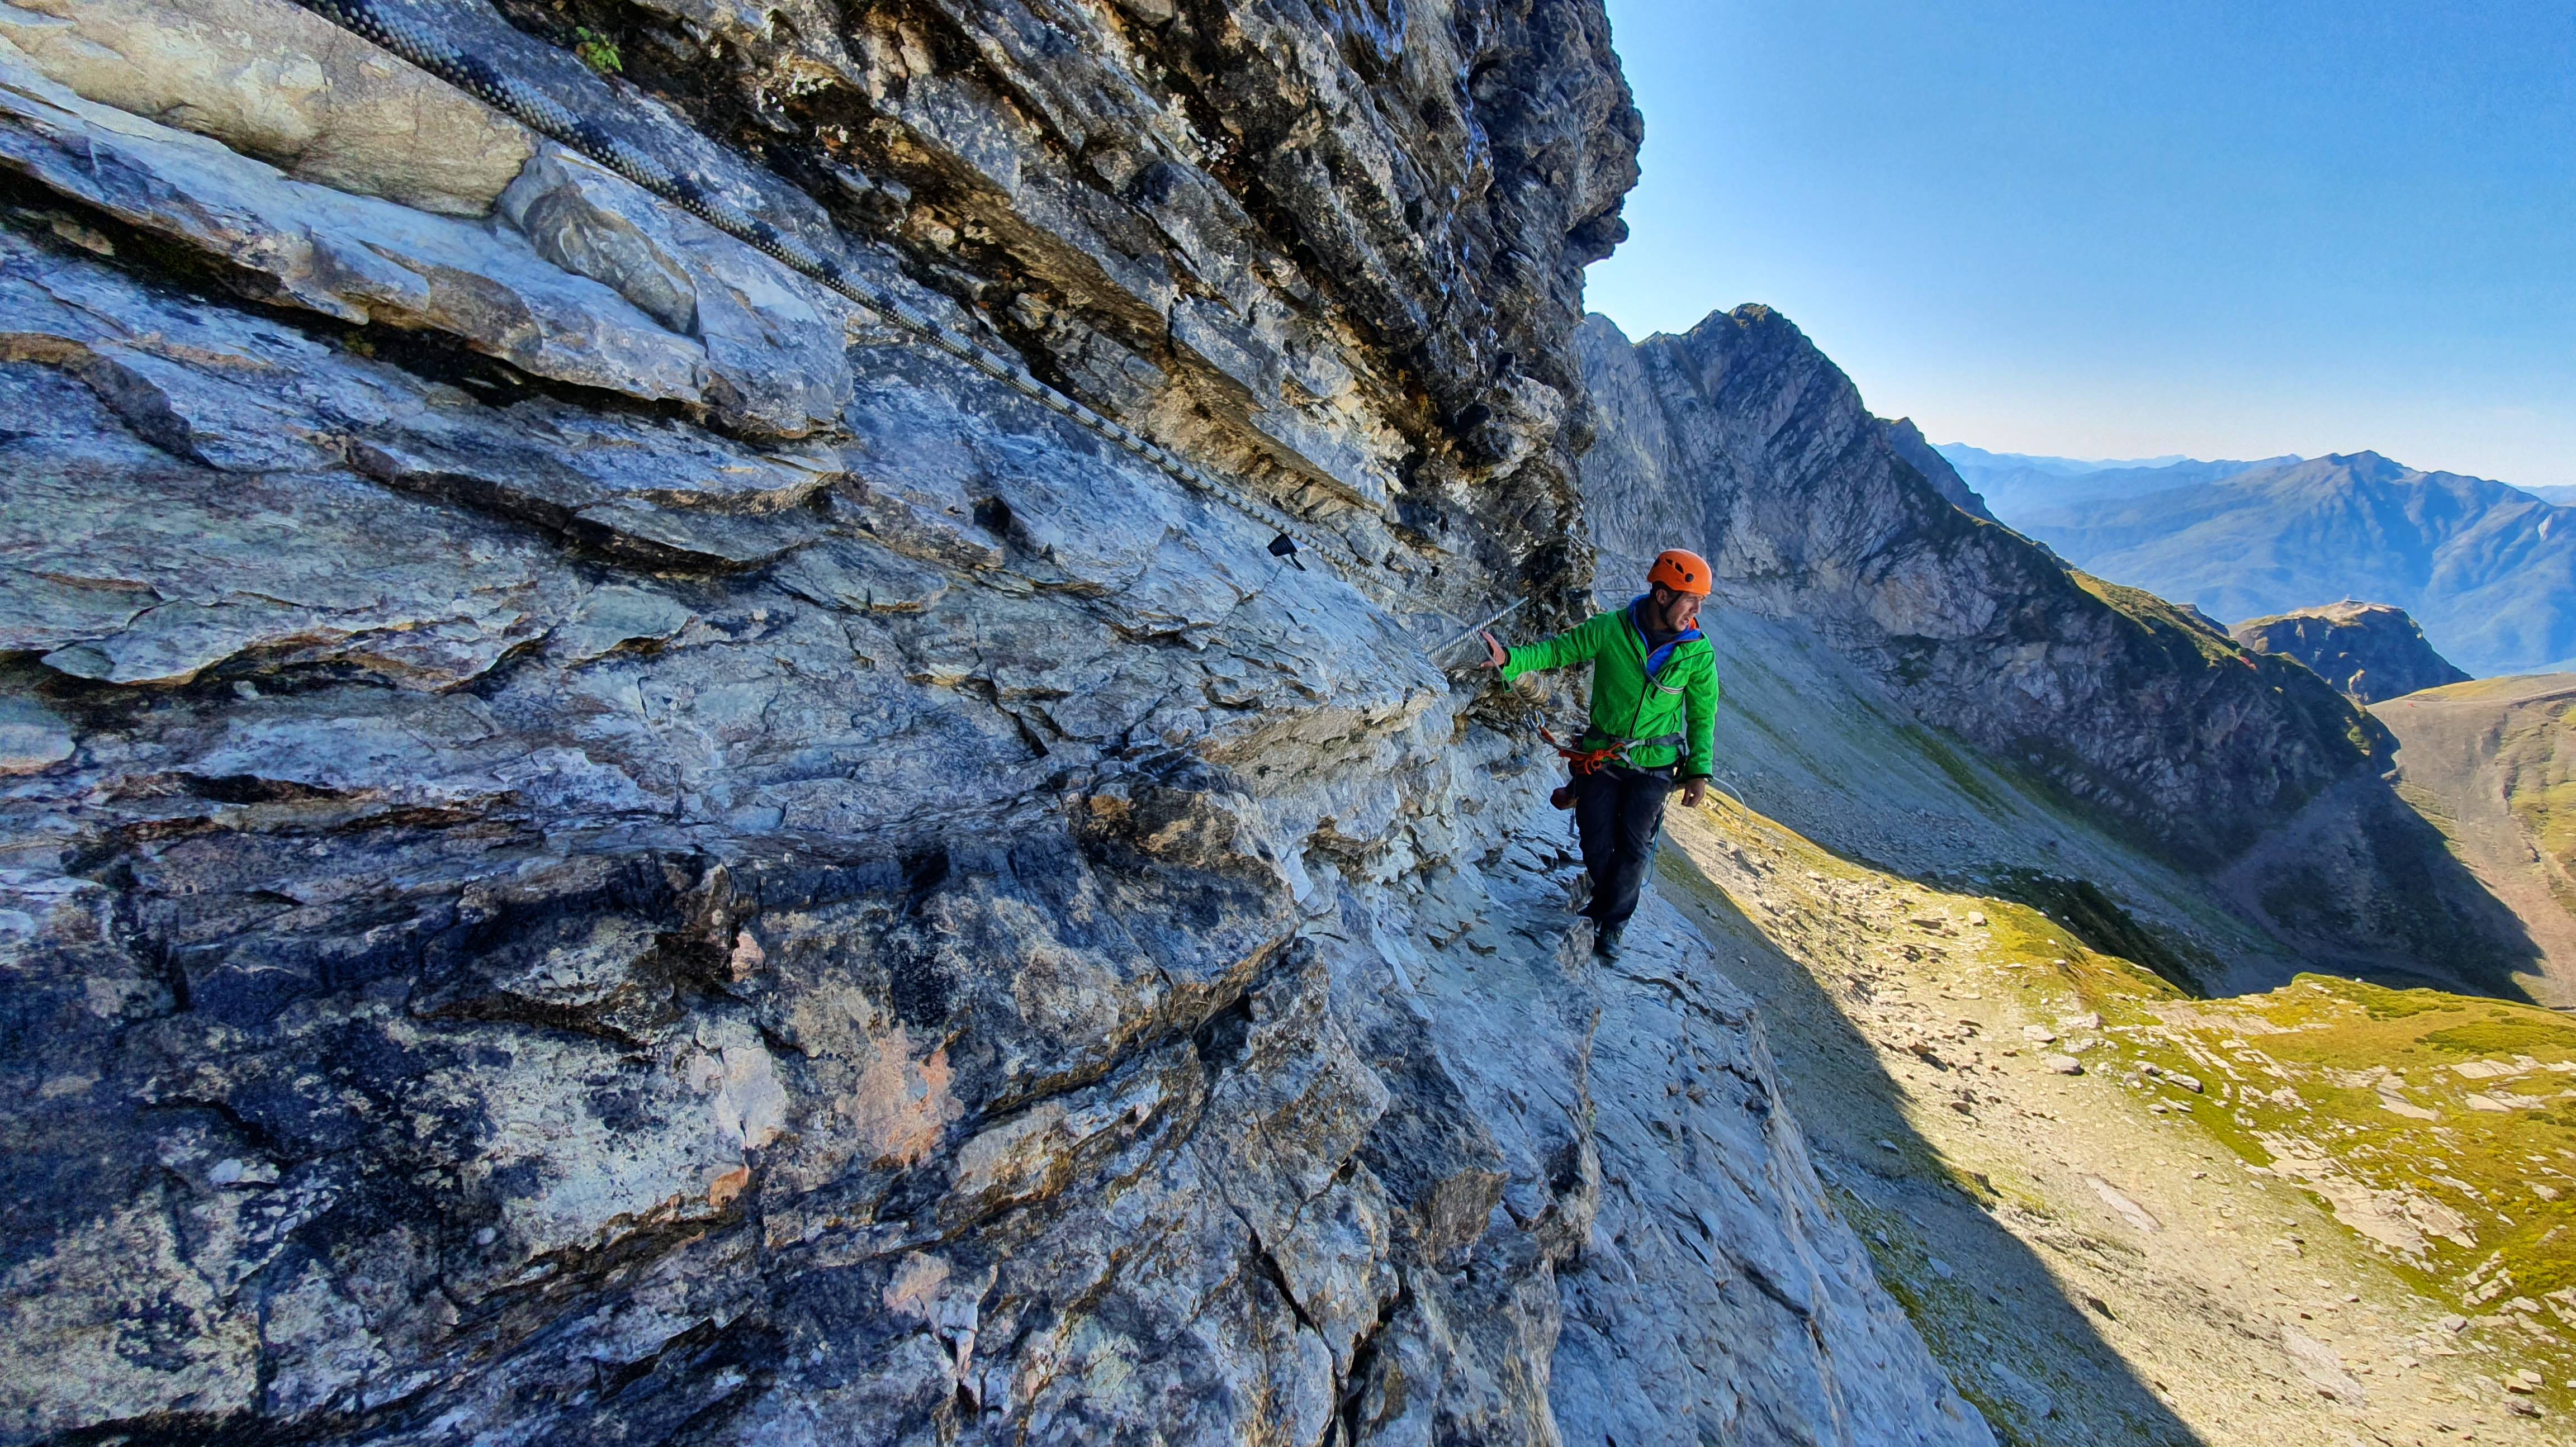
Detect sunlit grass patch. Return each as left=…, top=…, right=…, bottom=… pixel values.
left=2494, top=695, right=2576, bottom=911
left=2094, top=974, right=2576, bottom=1405
left=2423, top=1014, right=2576, bottom=1056
left=1675, top=791, right=2576, bottom=1410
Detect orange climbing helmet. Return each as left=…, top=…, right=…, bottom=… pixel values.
left=1647, top=548, right=1712, bottom=597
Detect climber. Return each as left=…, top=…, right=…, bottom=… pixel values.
left=1479, top=549, right=1721, bottom=960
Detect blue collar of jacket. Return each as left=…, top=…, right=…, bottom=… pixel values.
left=1627, top=595, right=1704, bottom=678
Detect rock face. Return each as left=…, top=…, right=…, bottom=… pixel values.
left=2232, top=601, right=2473, bottom=703
left=0, top=3, right=1986, bottom=1444
left=0, top=0, right=536, bottom=215
left=1879, top=416, right=1997, bottom=524
left=1576, top=307, right=2384, bottom=868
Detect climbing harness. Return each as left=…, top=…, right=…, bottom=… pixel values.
left=1542, top=725, right=1686, bottom=780
left=1541, top=727, right=1684, bottom=808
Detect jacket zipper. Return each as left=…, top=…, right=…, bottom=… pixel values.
left=1617, top=608, right=1697, bottom=765
left=1623, top=611, right=1652, bottom=744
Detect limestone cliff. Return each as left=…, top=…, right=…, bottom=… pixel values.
left=0, top=1, right=1987, bottom=1443
left=1576, top=307, right=2386, bottom=871
left=2232, top=601, right=2473, bottom=704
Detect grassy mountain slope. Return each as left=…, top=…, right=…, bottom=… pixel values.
left=1632, top=604, right=2576, bottom=1445
left=2375, top=676, right=2576, bottom=985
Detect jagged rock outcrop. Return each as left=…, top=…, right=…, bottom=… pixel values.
left=1576, top=307, right=2385, bottom=868
left=1878, top=417, right=1996, bottom=524
left=2232, top=601, right=2473, bottom=703
left=0, top=3, right=1986, bottom=1443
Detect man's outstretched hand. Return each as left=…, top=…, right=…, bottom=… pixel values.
left=1681, top=779, right=1708, bottom=808
left=1479, top=630, right=1507, bottom=670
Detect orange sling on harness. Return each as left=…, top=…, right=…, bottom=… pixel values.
left=1541, top=727, right=1687, bottom=808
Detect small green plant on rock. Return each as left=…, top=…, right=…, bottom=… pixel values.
left=572, top=26, right=622, bottom=74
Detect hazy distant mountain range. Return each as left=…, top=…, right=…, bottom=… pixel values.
left=1934, top=444, right=2576, bottom=677
left=1937, top=444, right=2300, bottom=518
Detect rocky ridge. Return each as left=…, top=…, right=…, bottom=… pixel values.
left=2232, top=601, right=2473, bottom=704
left=1574, top=307, right=2559, bottom=998
left=0, top=2, right=1991, bottom=1443
left=1574, top=307, right=2384, bottom=872
left=1878, top=416, right=1997, bottom=525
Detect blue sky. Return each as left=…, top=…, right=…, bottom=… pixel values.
left=1581, top=0, right=2576, bottom=487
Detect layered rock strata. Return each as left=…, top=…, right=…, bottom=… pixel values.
left=0, top=3, right=1985, bottom=1443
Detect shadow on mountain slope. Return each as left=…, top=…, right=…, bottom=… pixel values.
left=2217, top=774, right=2547, bottom=1005
left=1647, top=833, right=2207, bottom=1446
left=2369, top=675, right=2576, bottom=1007
left=1650, top=799, right=2573, bottom=1445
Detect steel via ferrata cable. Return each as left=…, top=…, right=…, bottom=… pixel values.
left=285, top=0, right=1532, bottom=649
left=286, top=0, right=1232, bottom=495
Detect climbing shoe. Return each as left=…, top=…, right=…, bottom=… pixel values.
left=1594, top=925, right=1623, bottom=960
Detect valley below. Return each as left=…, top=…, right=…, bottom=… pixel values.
left=1608, top=611, right=2576, bottom=1445
left=1665, top=798, right=2576, bottom=1447
left=2379, top=676, right=2576, bottom=991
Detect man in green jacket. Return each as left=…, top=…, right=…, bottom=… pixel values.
left=1480, top=549, right=1721, bottom=959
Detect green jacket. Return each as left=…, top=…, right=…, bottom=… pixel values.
left=1502, top=602, right=1721, bottom=778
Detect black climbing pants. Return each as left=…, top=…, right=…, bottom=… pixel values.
left=1573, top=762, right=1675, bottom=935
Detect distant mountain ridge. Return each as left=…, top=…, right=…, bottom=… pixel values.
left=1936, top=443, right=2199, bottom=476
left=1935, top=444, right=2299, bottom=518
left=1941, top=447, right=2576, bottom=676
